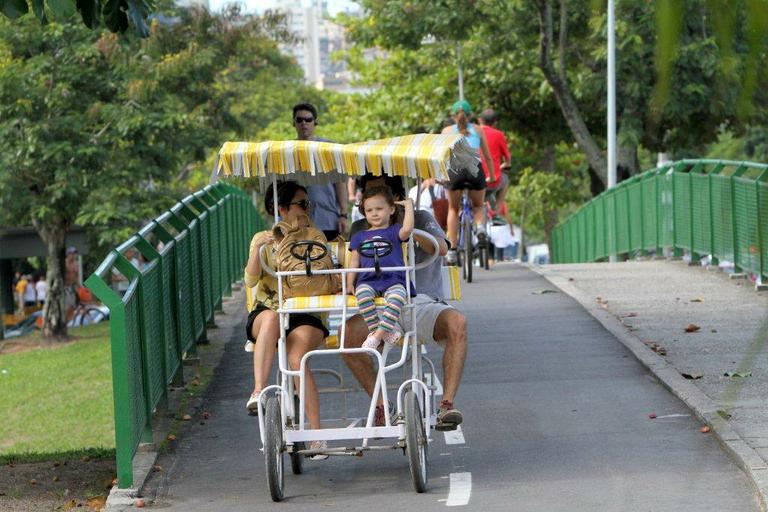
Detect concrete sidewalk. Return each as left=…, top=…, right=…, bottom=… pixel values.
left=535, top=260, right=768, bottom=510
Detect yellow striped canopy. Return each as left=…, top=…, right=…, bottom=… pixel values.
left=213, top=134, right=479, bottom=185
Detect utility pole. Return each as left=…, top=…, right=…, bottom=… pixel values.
left=607, top=0, right=617, bottom=262
left=456, top=42, right=464, bottom=101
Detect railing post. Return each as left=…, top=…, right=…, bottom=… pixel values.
left=84, top=264, right=135, bottom=489
left=755, top=169, right=768, bottom=284
left=709, top=163, right=724, bottom=266
left=731, top=165, right=746, bottom=273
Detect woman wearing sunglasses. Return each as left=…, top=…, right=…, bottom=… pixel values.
left=244, top=180, right=330, bottom=459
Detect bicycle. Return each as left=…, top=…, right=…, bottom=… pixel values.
left=456, top=190, right=490, bottom=283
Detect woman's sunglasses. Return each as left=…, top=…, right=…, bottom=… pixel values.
left=290, top=199, right=311, bottom=210
left=294, top=116, right=315, bottom=124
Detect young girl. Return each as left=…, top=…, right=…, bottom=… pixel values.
left=347, top=186, right=415, bottom=349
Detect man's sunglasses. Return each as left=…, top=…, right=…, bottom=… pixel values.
left=294, top=116, right=315, bottom=124
left=290, top=199, right=311, bottom=210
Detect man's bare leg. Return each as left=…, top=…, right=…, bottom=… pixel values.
left=341, top=314, right=384, bottom=406
left=432, top=308, right=467, bottom=404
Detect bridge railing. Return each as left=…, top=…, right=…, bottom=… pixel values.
left=551, top=159, right=768, bottom=282
left=85, top=182, right=266, bottom=488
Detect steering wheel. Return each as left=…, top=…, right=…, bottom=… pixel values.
left=358, top=239, right=393, bottom=277
left=289, top=240, right=328, bottom=276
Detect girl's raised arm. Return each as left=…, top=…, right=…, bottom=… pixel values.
left=396, top=198, right=414, bottom=240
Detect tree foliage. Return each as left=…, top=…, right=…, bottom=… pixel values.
left=339, top=0, right=768, bottom=189
left=0, top=5, right=304, bottom=338
left=0, top=0, right=154, bottom=36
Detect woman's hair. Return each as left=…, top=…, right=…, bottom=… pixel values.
left=454, top=109, right=469, bottom=136
left=359, top=186, right=397, bottom=224
left=264, top=181, right=308, bottom=216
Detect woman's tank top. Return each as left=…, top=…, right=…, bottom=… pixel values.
left=451, top=123, right=481, bottom=150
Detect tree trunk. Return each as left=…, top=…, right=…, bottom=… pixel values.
left=33, top=220, right=68, bottom=340
left=536, top=0, right=607, bottom=188
left=539, top=145, right=557, bottom=172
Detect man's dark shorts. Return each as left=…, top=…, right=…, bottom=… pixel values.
left=445, top=163, right=487, bottom=191
left=246, top=303, right=329, bottom=341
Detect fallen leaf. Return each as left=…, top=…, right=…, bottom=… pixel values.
left=684, top=324, right=701, bottom=333
left=29, top=479, right=37, bottom=485
left=532, top=289, right=557, bottom=294
left=681, top=372, right=703, bottom=380
left=182, top=414, right=192, bottom=421
left=86, top=495, right=107, bottom=511
left=649, top=413, right=657, bottom=419
left=202, top=411, right=210, bottom=419
left=716, top=410, right=732, bottom=420
left=568, top=277, right=575, bottom=281
left=62, top=499, right=78, bottom=510
left=167, top=434, right=177, bottom=441
left=53, top=476, right=60, bottom=482
left=656, top=347, right=667, bottom=356
left=135, top=498, right=146, bottom=508
left=690, top=298, right=704, bottom=302
left=700, top=425, right=711, bottom=433
left=724, top=371, right=752, bottom=378
left=711, top=329, right=718, bottom=333
left=152, top=465, right=162, bottom=472
left=622, top=312, right=638, bottom=318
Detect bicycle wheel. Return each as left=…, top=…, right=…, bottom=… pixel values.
left=264, top=396, right=285, bottom=502
left=405, top=390, right=428, bottom=493
left=462, top=215, right=473, bottom=283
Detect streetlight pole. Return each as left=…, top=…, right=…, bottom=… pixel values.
left=607, top=0, right=617, bottom=262
left=456, top=42, right=464, bottom=101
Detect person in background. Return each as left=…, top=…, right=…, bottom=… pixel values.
left=477, top=108, right=511, bottom=208
left=15, top=273, right=27, bottom=314
left=35, top=274, right=48, bottom=307
left=440, top=100, right=494, bottom=265
left=292, top=102, right=349, bottom=240
left=22, top=274, right=36, bottom=308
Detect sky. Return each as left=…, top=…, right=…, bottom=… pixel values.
left=207, top=0, right=360, bottom=15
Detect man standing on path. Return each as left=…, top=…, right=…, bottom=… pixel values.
left=341, top=174, right=467, bottom=431
left=292, top=102, right=348, bottom=239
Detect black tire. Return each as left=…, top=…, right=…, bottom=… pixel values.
left=405, top=390, right=428, bottom=493
left=462, top=216, right=473, bottom=283
left=290, top=395, right=304, bottom=475
left=481, top=243, right=490, bottom=270
left=264, top=396, right=285, bottom=502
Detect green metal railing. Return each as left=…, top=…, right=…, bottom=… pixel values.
left=85, top=182, right=267, bottom=488
left=551, top=159, right=768, bottom=282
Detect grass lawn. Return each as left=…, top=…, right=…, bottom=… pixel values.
left=0, top=322, right=115, bottom=461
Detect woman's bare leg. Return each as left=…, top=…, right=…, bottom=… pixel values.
left=287, top=325, right=325, bottom=429
left=250, top=309, right=279, bottom=396
left=447, top=188, right=463, bottom=248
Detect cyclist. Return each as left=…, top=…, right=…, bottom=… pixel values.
left=440, top=100, right=494, bottom=265
left=477, top=108, right=511, bottom=211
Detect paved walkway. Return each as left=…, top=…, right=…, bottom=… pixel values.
left=131, top=263, right=758, bottom=510
left=536, top=260, right=768, bottom=508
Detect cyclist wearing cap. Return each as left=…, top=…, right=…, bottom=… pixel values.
left=440, top=100, right=494, bottom=264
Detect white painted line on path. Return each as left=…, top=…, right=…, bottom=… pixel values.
left=425, top=372, right=444, bottom=396
left=446, top=472, right=472, bottom=507
left=443, top=425, right=465, bottom=445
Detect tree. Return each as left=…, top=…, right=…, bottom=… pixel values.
left=0, top=0, right=154, bottom=36
left=0, top=6, right=302, bottom=339
left=340, top=0, right=767, bottom=192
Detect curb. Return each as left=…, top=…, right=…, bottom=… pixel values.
left=530, top=265, right=768, bottom=512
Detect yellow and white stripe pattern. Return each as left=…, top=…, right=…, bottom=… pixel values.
left=215, top=134, right=479, bottom=184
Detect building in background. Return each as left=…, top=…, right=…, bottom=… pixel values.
left=177, top=0, right=210, bottom=9
left=276, top=0, right=365, bottom=92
